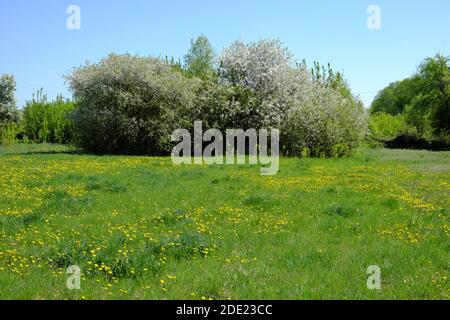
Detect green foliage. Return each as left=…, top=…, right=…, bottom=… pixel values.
left=0, top=74, right=19, bottom=129
left=164, top=56, right=190, bottom=77
left=410, top=54, right=450, bottom=136
left=371, top=54, right=450, bottom=140
left=371, top=77, right=421, bottom=115
left=0, top=122, right=24, bottom=145
left=310, top=61, right=353, bottom=98
left=403, top=103, right=432, bottom=138
left=22, top=90, right=75, bottom=144
left=369, top=112, right=409, bottom=139
left=184, top=35, right=216, bottom=80
left=217, top=39, right=367, bottom=157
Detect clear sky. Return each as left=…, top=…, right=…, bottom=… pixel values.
left=1, top=0, right=449, bottom=108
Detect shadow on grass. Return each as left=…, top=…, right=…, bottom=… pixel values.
left=0, top=143, right=82, bottom=156
left=0, top=149, right=83, bottom=156
left=10, top=150, right=83, bottom=156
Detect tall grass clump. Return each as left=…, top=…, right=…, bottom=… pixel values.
left=22, top=90, right=75, bottom=144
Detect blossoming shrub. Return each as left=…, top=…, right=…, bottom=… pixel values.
left=368, top=112, right=410, bottom=140
left=215, top=39, right=294, bottom=130
left=0, top=74, right=20, bottom=141
left=281, top=78, right=367, bottom=157
left=67, top=41, right=367, bottom=157
left=67, top=54, right=200, bottom=155
left=216, top=39, right=367, bottom=156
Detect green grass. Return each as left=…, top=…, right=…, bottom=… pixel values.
left=0, top=143, right=448, bottom=299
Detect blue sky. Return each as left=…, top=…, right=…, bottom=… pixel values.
left=1, top=0, right=449, bottom=107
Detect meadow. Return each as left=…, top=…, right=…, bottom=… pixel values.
left=0, top=144, right=448, bottom=299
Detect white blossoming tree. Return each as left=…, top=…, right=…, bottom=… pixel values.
left=66, top=54, right=201, bottom=155
left=216, top=38, right=367, bottom=156
left=0, top=74, right=19, bottom=129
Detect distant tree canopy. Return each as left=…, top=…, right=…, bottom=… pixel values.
left=184, top=35, right=215, bottom=80
left=370, top=76, right=421, bottom=115
left=371, top=54, right=450, bottom=137
left=412, top=54, right=450, bottom=136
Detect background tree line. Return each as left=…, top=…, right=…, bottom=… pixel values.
left=3, top=37, right=448, bottom=153
left=8, top=36, right=448, bottom=154
left=370, top=54, right=450, bottom=148
left=65, top=36, right=366, bottom=157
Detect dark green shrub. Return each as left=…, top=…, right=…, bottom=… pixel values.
left=385, top=134, right=450, bottom=151
left=368, top=112, right=410, bottom=140
left=325, top=204, right=357, bottom=218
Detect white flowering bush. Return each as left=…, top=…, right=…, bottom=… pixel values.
left=66, top=39, right=367, bottom=157
left=215, top=39, right=367, bottom=156
left=281, top=74, right=367, bottom=156
left=219, top=39, right=293, bottom=96
left=0, top=74, right=19, bottom=129
left=215, top=39, right=294, bottom=128
left=66, top=54, right=200, bottom=155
